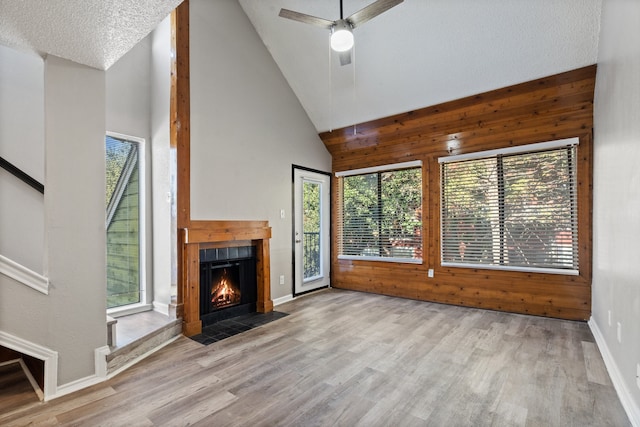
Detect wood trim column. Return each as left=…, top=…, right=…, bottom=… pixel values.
left=171, top=1, right=190, bottom=322
left=183, top=241, right=202, bottom=336
left=256, top=239, right=273, bottom=313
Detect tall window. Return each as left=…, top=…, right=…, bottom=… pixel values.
left=440, top=139, right=578, bottom=274
left=106, top=134, right=145, bottom=309
left=337, top=161, right=422, bottom=263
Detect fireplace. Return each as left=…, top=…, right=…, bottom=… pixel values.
left=179, top=220, right=273, bottom=337
left=199, top=246, right=257, bottom=327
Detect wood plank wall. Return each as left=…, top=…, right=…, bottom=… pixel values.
left=320, top=65, right=596, bottom=321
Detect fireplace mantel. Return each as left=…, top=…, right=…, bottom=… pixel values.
left=178, top=220, right=273, bottom=336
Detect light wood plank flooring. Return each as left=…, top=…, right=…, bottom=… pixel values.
left=0, top=289, right=630, bottom=426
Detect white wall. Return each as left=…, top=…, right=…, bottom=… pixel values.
left=106, top=30, right=154, bottom=312
left=0, top=55, right=107, bottom=386
left=106, top=17, right=173, bottom=314
left=593, top=0, right=640, bottom=420
left=106, top=23, right=174, bottom=313
left=150, top=16, right=174, bottom=312
left=189, top=0, right=331, bottom=300
left=0, top=45, right=45, bottom=272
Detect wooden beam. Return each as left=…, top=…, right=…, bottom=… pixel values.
left=171, top=0, right=191, bottom=229
left=172, top=1, right=190, bottom=328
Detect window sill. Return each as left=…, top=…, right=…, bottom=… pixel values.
left=338, top=255, right=423, bottom=264
left=107, top=303, right=153, bottom=318
left=441, top=262, right=579, bottom=276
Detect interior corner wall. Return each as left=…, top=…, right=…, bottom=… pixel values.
left=593, top=0, right=640, bottom=414
left=0, top=45, right=45, bottom=272
left=44, top=55, right=107, bottom=385
left=189, top=0, right=331, bottom=300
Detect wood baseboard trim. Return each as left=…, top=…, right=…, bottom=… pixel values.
left=257, top=300, right=274, bottom=313
left=183, top=320, right=202, bottom=337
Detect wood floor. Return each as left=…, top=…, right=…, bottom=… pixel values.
left=0, top=289, right=630, bottom=426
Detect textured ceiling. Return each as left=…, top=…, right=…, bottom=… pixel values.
left=0, top=0, right=184, bottom=70
left=0, top=0, right=601, bottom=132
left=239, top=0, right=602, bottom=132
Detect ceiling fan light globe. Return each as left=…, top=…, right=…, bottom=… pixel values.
left=331, top=29, right=354, bottom=52
left=330, top=20, right=354, bottom=52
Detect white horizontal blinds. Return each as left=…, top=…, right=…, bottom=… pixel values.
left=338, top=165, right=422, bottom=262
left=441, top=144, right=579, bottom=274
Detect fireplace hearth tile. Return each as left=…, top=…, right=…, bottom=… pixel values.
left=189, top=311, right=289, bottom=345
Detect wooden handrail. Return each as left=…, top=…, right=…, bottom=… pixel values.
left=0, top=156, right=44, bottom=194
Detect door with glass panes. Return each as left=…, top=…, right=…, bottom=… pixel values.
left=293, top=167, right=330, bottom=295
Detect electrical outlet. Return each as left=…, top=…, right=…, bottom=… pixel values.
left=608, top=310, right=611, bottom=327
left=279, top=274, right=285, bottom=285
left=617, top=322, right=622, bottom=343
left=280, top=209, right=285, bottom=219
left=637, top=364, right=640, bottom=390
left=427, top=269, right=434, bottom=278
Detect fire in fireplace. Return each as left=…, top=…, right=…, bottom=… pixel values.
left=209, top=265, right=241, bottom=310
left=200, top=246, right=257, bottom=326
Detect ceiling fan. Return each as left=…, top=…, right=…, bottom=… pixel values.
left=279, top=0, right=404, bottom=66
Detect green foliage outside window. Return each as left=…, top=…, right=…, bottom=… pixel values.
left=340, top=167, right=422, bottom=260
left=441, top=147, right=578, bottom=271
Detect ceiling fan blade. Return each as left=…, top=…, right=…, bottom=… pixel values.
left=338, top=50, right=352, bottom=66
left=278, top=9, right=334, bottom=30
left=346, top=0, right=404, bottom=29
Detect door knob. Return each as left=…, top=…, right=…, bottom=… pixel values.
left=295, top=239, right=301, bottom=243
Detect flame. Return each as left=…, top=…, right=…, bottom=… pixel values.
left=210, top=268, right=241, bottom=308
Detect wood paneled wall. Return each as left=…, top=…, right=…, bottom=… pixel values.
left=320, top=65, right=596, bottom=321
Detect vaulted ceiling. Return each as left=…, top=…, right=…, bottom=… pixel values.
left=0, top=0, right=602, bottom=133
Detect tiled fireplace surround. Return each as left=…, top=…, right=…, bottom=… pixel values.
left=178, top=220, right=273, bottom=337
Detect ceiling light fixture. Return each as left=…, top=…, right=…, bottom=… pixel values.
left=330, top=19, right=354, bottom=52
left=279, top=0, right=403, bottom=66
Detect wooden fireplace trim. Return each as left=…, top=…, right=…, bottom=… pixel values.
left=179, top=220, right=273, bottom=337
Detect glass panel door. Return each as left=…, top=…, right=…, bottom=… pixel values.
left=293, top=167, right=330, bottom=295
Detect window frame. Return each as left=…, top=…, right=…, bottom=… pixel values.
left=438, top=137, right=580, bottom=275
left=106, top=132, right=150, bottom=316
left=336, top=160, right=423, bottom=264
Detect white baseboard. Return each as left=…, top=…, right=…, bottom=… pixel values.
left=0, top=330, right=58, bottom=400
left=0, top=254, right=49, bottom=295
left=54, top=336, right=180, bottom=400
left=94, top=345, right=110, bottom=378
left=153, top=301, right=169, bottom=316
left=589, top=318, right=640, bottom=427
left=273, top=294, right=294, bottom=306
left=53, top=373, right=104, bottom=400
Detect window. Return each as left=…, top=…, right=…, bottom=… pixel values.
left=105, top=133, right=146, bottom=309
left=440, top=138, right=579, bottom=275
left=337, top=161, right=422, bottom=263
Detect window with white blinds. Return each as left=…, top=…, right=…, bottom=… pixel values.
left=337, top=161, right=422, bottom=263
left=440, top=139, right=579, bottom=275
